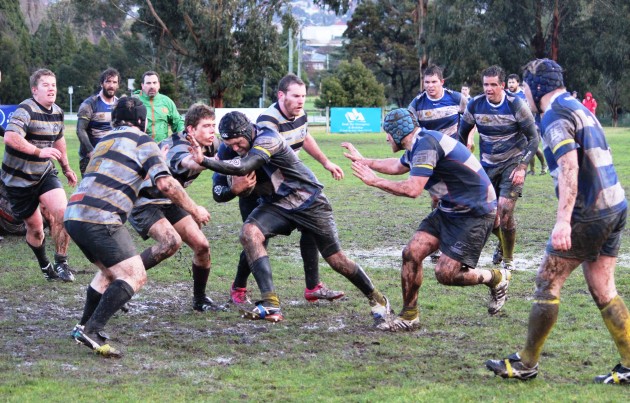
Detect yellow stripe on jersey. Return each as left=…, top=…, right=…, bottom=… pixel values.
left=253, top=146, right=271, bottom=157
left=552, top=139, right=575, bottom=154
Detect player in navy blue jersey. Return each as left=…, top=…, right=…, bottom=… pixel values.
left=76, top=68, right=120, bottom=176
left=459, top=66, right=539, bottom=271
left=220, top=74, right=344, bottom=305
left=343, top=108, right=511, bottom=331
left=486, top=59, right=630, bottom=384
left=194, top=111, right=390, bottom=325
left=408, top=65, right=469, bottom=263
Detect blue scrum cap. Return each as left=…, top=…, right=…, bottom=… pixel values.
left=383, top=108, right=418, bottom=147
left=522, top=59, right=564, bottom=110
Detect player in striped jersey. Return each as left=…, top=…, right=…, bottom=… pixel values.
left=196, top=111, right=391, bottom=324
left=1, top=69, right=77, bottom=282
left=128, top=103, right=225, bottom=312
left=76, top=68, right=120, bottom=176
left=486, top=59, right=630, bottom=384
left=459, top=65, right=539, bottom=271
left=66, top=97, right=209, bottom=357
left=225, top=74, right=344, bottom=305
left=343, top=108, right=510, bottom=331
left=408, top=64, right=469, bottom=263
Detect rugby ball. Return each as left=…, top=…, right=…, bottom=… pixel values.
left=227, top=174, right=255, bottom=197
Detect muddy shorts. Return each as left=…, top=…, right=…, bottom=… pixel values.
left=128, top=203, right=189, bottom=240
left=65, top=220, right=137, bottom=267
left=418, top=208, right=496, bottom=268
left=546, top=208, right=627, bottom=262
left=484, top=161, right=523, bottom=200
left=245, top=193, right=341, bottom=259
left=4, top=169, right=63, bottom=220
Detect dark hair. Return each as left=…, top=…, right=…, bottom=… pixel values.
left=30, top=68, right=55, bottom=88
left=142, top=71, right=160, bottom=84
left=483, top=65, right=505, bottom=83
left=423, top=65, right=444, bottom=80
left=185, top=103, right=215, bottom=129
left=507, top=74, right=521, bottom=83
left=112, top=96, right=147, bottom=128
left=278, top=74, right=304, bottom=93
left=100, top=68, right=120, bottom=85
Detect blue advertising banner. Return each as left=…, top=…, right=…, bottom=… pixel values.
left=0, top=105, right=18, bottom=130
left=330, top=107, right=382, bottom=133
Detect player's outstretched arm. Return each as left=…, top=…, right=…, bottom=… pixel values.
left=303, top=134, right=343, bottom=180
left=351, top=161, right=425, bottom=198
left=156, top=175, right=210, bottom=225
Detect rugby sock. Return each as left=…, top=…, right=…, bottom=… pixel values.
left=599, top=295, right=630, bottom=367
left=492, top=226, right=502, bottom=253
left=140, top=247, right=160, bottom=271
left=27, top=239, right=50, bottom=268
left=519, top=296, right=560, bottom=368
left=400, top=306, right=419, bottom=320
left=487, top=268, right=503, bottom=288
left=232, top=251, right=251, bottom=289
left=54, top=253, right=68, bottom=264
left=261, top=291, right=280, bottom=308
left=192, top=263, right=210, bottom=299
left=346, top=264, right=375, bottom=296
left=300, top=232, right=320, bottom=289
left=367, top=289, right=387, bottom=307
left=85, top=279, right=134, bottom=334
left=500, top=228, right=516, bottom=263
left=250, top=256, right=274, bottom=294
left=79, top=286, right=102, bottom=326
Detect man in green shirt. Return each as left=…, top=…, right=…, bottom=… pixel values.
left=133, top=71, right=184, bottom=142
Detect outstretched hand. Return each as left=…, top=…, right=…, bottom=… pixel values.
left=187, top=135, right=205, bottom=165
left=341, top=142, right=364, bottom=162
left=351, top=161, right=378, bottom=186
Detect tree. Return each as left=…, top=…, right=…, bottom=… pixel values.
left=315, top=59, right=385, bottom=108
left=0, top=0, right=35, bottom=103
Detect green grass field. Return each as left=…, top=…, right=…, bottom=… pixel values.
left=0, top=125, right=629, bottom=401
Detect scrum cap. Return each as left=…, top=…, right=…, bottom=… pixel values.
left=522, top=59, right=564, bottom=110
left=218, top=111, right=253, bottom=143
left=112, top=96, right=147, bottom=128
left=383, top=108, right=419, bottom=147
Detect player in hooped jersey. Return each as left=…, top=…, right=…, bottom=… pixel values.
left=486, top=59, right=630, bottom=384
left=342, top=108, right=511, bottom=332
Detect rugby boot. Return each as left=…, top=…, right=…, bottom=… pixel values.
left=594, top=363, right=630, bottom=384
left=72, top=327, right=122, bottom=358
left=193, top=295, right=228, bottom=312
left=485, top=352, right=538, bottom=380
left=304, top=282, right=345, bottom=302
left=240, top=301, right=284, bottom=322
left=230, top=283, right=251, bottom=305
left=488, top=269, right=511, bottom=315
left=370, top=296, right=393, bottom=328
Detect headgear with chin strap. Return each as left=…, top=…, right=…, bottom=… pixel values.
left=218, top=111, right=254, bottom=145
left=522, top=59, right=564, bottom=111
left=383, top=108, right=419, bottom=148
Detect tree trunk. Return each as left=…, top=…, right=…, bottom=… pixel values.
left=532, top=0, right=545, bottom=58
left=417, top=0, right=428, bottom=92
left=551, top=0, right=560, bottom=60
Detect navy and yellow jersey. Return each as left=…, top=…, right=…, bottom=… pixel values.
left=76, top=94, right=118, bottom=157
left=134, top=131, right=220, bottom=207
left=1, top=98, right=64, bottom=188
left=212, top=143, right=271, bottom=203
left=407, top=89, right=467, bottom=139
left=460, top=92, right=536, bottom=168
left=541, top=92, right=626, bottom=221
left=64, top=126, right=171, bottom=225
left=400, top=129, right=497, bottom=216
left=249, top=126, right=323, bottom=211
left=256, top=103, right=309, bottom=151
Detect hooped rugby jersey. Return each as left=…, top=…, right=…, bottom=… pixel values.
left=541, top=92, right=626, bottom=221
left=76, top=94, right=118, bottom=157
left=2, top=98, right=64, bottom=188
left=400, top=129, right=497, bottom=216
left=256, top=103, right=309, bottom=151
left=408, top=88, right=467, bottom=139
left=460, top=92, right=536, bottom=168
left=64, top=126, right=171, bottom=225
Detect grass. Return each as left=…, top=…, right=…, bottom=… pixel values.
left=0, top=125, right=629, bottom=401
